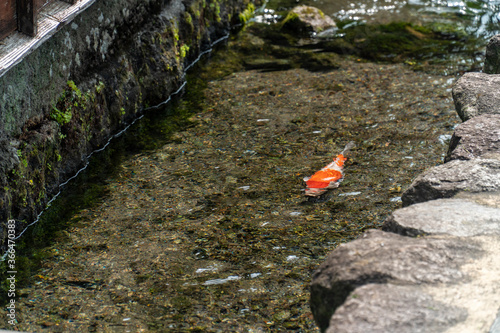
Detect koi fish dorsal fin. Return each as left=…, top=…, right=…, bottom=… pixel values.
left=334, top=154, right=347, bottom=167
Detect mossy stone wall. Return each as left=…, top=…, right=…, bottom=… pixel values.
left=0, top=0, right=250, bottom=249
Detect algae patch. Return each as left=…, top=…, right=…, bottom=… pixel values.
left=198, top=17, right=484, bottom=77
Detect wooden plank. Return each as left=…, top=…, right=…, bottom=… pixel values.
left=0, top=0, right=17, bottom=40
left=17, top=0, right=38, bottom=37
left=1, top=0, right=96, bottom=78
left=36, top=0, right=59, bottom=11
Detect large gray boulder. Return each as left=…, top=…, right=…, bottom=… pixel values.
left=327, top=284, right=467, bottom=333
left=453, top=191, right=500, bottom=209
left=490, top=309, right=500, bottom=333
left=401, top=158, right=500, bottom=206
left=446, top=114, right=500, bottom=161
left=310, top=229, right=478, bottom=332
left=484, top=34, right=500, bottom=74
left=383, top=198, right=500, bottom=237
left=452, top=72, right=500, bottom=121
left=313, top=198, right=500, bottom=333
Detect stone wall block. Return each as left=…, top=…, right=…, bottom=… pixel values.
left=452, top=72, right=500, bottom=121
left=310, top=229, right=479, bottom=332
left=401, top=158, right=500, bottom=206
left=484, top=34, right=500, bottom=74
left=326, top=284, right=468, bottom=333
left=383, top=198, right=500, bottom=237
left=446, top=114, right=500, bottom=161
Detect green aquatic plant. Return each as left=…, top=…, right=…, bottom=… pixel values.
left=317, top=20, right=482, bottom=72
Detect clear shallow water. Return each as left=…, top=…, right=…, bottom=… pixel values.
left=2, top=59, right=463, bottom=332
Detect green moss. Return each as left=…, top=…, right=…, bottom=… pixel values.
left=50, top=107, right=72, bottom=126
left=189, top=2, right=202, bottom=20
left=211, top=2, right=221, bottom=22
left=239, top=3, right=255, bottom=24
left=50, top=80, right=97, bottom=127
left=95, top=81, right=105, bottom=94
left=174, top=27, right=180, bottom=42
left=279, top=12, right=299, bottom=28
left=67, top=80, right=82, bottom=99
left=180, top=44, right=190, bottom=58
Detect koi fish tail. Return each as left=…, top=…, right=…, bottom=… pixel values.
left=341, top=141, right=356, bottom=157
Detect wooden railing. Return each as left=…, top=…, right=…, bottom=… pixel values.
left=0, top=0, right=75, bottom=40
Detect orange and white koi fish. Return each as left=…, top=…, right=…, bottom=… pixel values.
left=304, top=141, right=355, bottom=197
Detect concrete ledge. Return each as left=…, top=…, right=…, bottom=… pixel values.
left=311, top=34, right=500, bottom=333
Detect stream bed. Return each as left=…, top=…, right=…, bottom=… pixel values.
left=2, top=0, right=500, bottom=332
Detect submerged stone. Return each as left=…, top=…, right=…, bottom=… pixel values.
left=280, top=5, right=336, bottom=35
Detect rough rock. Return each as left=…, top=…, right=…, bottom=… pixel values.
left=484, top=34, right=500, bottom=74
left=446, top=114, right=500, bottom=161
left=383, top=198, right=500, bottom=237
left=310, top=229, right=479, bottom=332
left=453, top=191, right=500, bottom=209
left=326, top=284, right=467, bottom=333
left=401, top=158, right=500, bottom=206
left=452, top=72, right=500, bottom=121
left=281, top=5, right=336, bottom=34
left=0, top=131, right=19, bottom=184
